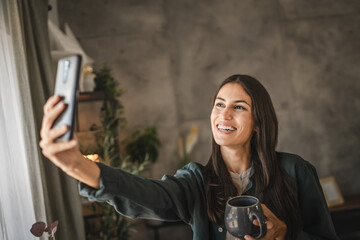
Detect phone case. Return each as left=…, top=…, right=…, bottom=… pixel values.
left=53, top=54, right=82, bottom=142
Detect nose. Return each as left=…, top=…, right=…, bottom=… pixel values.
left=221, top=107, right=233, bottom=120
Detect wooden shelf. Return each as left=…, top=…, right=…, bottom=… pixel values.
left=79, top=91, right=104, bottom=102
left=330, top=194, right=360, bottom=239
left=329, top=194, right=360, bottom=213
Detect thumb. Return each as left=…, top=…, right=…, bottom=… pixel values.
left=266, top=220, right=274, bottom=229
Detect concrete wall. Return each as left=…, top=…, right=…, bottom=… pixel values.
left=57, top=0, right=360, bottom=238
left=58, top=0, right=360, bottom=193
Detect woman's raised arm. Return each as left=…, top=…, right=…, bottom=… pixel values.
left=39, top=95, right=100, bottom=189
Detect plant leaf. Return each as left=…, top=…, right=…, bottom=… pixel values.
left=51, top=224, right=58, bottom=236
left=45, top=220, right=59, bottom=236
left=30, top=221, right=46, bottom=237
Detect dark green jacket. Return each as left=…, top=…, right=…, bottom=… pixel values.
left=79, top=152, right=339, bottom=240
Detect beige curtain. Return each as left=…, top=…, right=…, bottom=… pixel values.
left=7, top=0, right=85, bottom=239
left=1, top=0, right=42, bottom=238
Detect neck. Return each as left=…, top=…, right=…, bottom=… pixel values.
left=221, top=144, right=251, bottom=174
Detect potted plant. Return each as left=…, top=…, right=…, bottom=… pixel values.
left=85, top=65, right=161, bottom=240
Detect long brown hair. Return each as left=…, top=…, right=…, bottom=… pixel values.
left=204, top=74, right=302, bottom=239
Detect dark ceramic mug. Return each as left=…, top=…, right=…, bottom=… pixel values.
left=224, top=196, right=267, bottom=239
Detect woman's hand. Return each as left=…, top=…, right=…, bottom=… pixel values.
left=39, top=96, right=100, bottom=188
left=39, top=96, right=81, bottom=171
left=236, top=204, right=287, bottom=240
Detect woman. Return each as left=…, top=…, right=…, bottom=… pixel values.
left=40, top=74, right=339, bottom=240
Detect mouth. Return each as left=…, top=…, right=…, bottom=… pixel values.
left=216, top=123, right=237, bottom=132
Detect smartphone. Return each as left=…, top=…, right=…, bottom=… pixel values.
left=52, top=54, right=82, bottom=142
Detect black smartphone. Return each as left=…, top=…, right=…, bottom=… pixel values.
left=52, top=54, right=82, bottom=142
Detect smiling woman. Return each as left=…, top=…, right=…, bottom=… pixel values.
left=40, top=74, right=339, bottom=240
left=211, top=83, right=255, bottom=152
left=205, top=75, right=300, bottom=240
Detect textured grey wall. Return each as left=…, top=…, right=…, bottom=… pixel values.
left=58, top=0, right=360, bottom=197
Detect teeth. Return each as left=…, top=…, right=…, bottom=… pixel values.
left=217, top=124, right=236, bottom=131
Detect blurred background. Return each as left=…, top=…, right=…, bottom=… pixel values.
left=51, top=0, right=360, bottom=191
left=49, top=1, right=360, bottom=239
left=1, top=0, right=359, bottom=239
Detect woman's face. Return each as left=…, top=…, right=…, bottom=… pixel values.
left=210, top=83, right=256, bottom=149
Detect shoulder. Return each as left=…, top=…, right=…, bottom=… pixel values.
left=175, top=162, right=205, bottom=180
left=181, top=162, right=205, bottom=172
left=161, top=162, right=205, bottom=183
left=276, top=152, right=317, bottom=179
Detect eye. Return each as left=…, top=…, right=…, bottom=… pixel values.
left=215, top=102, right=225, bottom=108
left=234, top=105, right=246, bottom=110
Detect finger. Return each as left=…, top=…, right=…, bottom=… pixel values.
left=41, top=101, right=67, bottom=137
left=42, top=139, right=77, bottom=157
left=244, top=235, right=255, bottom=240
left=41, top=95, right=63, bottom=136
left=43, top=95, right=61, bottom=114
left=266, top=220, right=274, bottom=229
left=39, top=125, right=69, bottom=148
left=260, top=204, right=274, bottom=218
left=260, top=204, right=277, bottom=228
left=252, top=219, right=274, bottom=232
left=73, top=133, right=78, bottom=141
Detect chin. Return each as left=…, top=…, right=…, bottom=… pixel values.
left=213, top=138, right=231, bottom=147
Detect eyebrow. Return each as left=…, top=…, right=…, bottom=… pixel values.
left=216, top=97, right=251, bottom=107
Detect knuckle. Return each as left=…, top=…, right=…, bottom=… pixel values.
left=43, top=147, right=54, bottom=157
left=40, top=129, right=46, bottom=139
left=42, top=114, right=49, bottom=124
left=41, top=149, right=48, bottom=156
left=41, top=131, right=49, bottom=141
left=43, top=104, right=48, bottom=113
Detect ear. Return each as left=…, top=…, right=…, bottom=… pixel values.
left=254, top=126, right=259, bottom=133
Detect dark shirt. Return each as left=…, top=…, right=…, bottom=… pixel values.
left=79, top=152, right=339, bottom=240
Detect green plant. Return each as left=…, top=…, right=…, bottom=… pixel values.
left=94, top=65, right=125, bottom=167
left=86, top=65, right=160, bottom=240
left=123, top=126, right=161, bottom=164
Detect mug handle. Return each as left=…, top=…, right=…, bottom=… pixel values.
left=249, top=210, right=267, bottom=239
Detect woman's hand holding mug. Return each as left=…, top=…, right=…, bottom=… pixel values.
left=225, top=196, right=267, bottom=239
left=235, top=204, right=287, bottom=240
